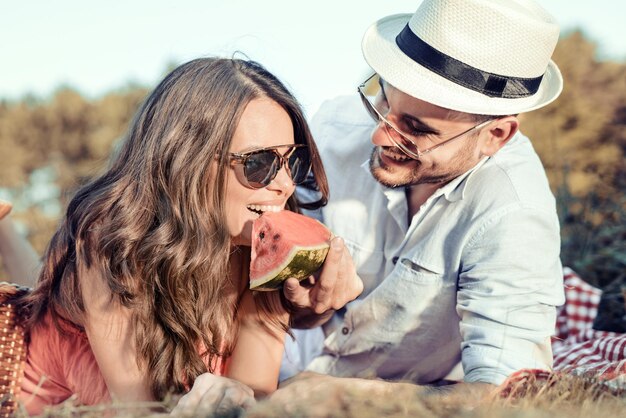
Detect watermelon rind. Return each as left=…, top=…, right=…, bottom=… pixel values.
left=249, top=243, right=330, bottom=291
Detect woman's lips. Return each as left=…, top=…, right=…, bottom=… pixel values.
left=246, top=204, right=284, bottom=215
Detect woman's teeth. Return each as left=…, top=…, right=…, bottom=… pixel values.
left=247, top=205, right=282, bottom=214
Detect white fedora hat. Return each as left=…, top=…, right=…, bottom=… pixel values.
left=362, top=0, right=563, bottom=115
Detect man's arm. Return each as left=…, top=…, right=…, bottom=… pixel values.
left=458, top=206, right=563, bottom=384
left=288, top=306, right=336, bottom=329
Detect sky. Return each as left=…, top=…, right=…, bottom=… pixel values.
left=2, top=0, right=625, bottom=117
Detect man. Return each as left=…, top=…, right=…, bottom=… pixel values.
left=279, top=0, right=565, bottom=396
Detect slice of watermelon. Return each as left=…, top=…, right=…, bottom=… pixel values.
left=250, top=210, right=332, bottom=291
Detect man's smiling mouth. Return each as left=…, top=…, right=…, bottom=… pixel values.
left=381, top=147, right=414, bottom=163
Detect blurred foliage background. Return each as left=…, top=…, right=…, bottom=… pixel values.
left=0, top=32, right=624, bottom=289
left=522, top=31, right=626, bottom=289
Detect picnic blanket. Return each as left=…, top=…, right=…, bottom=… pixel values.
left=551, top=268, right=626, bottom=386
left=501, top=267, right=626, bottom=393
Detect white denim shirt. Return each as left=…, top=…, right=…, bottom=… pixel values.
left=296, top=95, right=564, bottom=386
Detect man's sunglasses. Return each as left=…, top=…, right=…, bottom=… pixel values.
left=229, top=144, right=311, bottom=189
left=358, top=74, right=494, bottom=159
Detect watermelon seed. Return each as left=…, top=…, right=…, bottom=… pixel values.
left=259, top=231, right=265, bottom=240
left=273, top=234, right=281, bottom=241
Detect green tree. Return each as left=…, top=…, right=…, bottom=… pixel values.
left=0, top=85, right=148, bottom=256
left=523, top=30, right=626, bottom=287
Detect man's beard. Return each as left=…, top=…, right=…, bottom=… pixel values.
left=368, top=144, right=477, bottom=188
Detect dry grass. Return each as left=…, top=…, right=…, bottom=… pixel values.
left=12, top=399, right=170, bottom=418
left=9, top=374, right=625, bottom=418
left=249, top=374, right=625, bottom=418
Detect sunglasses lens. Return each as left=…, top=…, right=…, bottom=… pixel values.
left=237, top=146, right=311, bottom=189
left=288, top=147, right=311, bottom=184
left=361, top=92, right=421, bottom=159
left=359, top=90, right=380, bottom=123
left=244, top=151, right=280, bottom=188
left=382, top=123, right=421, bottom=158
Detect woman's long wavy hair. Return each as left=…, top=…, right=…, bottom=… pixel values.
left=18, top=57, right=329, bottom=398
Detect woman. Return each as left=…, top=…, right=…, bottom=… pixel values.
left=11, top=57, right=329, bottom=415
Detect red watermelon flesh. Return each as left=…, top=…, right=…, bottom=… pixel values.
left=250, top=210, right=332, bottom=291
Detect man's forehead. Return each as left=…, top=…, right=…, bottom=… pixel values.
left=380, top=78, right=465, bottom=121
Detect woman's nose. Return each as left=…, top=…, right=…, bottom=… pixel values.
left=267, top=164, right=296, bottom=195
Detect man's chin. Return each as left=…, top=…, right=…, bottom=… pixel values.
left=370, top=163, right=415, bottom=189
left=369, top=148, right=417, bottom=188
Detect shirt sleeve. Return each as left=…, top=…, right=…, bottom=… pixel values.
left=457, top=204, right=565, bottom=385
left=295, top=184, right=324, bottom=222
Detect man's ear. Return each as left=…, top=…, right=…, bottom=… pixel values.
left=480, top=116, right=519, bottom=156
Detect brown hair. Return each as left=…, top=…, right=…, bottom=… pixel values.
left=19, top=58, right=329, bottom=398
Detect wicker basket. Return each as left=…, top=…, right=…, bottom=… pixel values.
left=0, top=282, right=29, bottom=417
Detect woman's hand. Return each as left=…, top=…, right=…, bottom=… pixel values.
left=171, top=373, right=256, bottom=417
left=0, top=199, right=40, bottom=287
left=0, top=199, right=12, bottom=221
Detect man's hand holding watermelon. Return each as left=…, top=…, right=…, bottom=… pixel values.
left=248, top=210, right=363, bottom=325
left=282, top=236, right=364, bottom=327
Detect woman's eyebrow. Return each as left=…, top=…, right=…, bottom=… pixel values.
left=231, top=145, right=262, bottom=154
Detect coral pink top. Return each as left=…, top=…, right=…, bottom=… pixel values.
left=19, top=313, right=224, bottom=415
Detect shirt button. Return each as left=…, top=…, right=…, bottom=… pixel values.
left=341, top=327, right=350, bottom=335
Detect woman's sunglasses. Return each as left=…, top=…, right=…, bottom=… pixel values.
left=229, top=144, right=311, bottom=189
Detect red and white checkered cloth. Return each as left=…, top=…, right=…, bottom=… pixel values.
left=501, top=268, right=626, bottom=394
left=550, top=268, right=626, bottom=388
left=553, top=267, right=602, bottom=343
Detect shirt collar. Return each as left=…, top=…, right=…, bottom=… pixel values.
left=441, top=156, right=490, bottom=202
left=360, top=158, right=371, bottom=175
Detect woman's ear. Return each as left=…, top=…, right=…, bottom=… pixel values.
left=480, top=116, right=519, bottom=156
